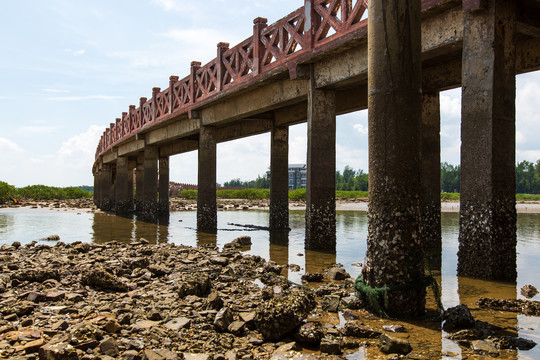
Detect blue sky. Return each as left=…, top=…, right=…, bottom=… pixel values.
left=1, top=0, right=539, bottom=187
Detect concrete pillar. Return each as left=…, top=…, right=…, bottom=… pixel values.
left=135, top=154, right=144, bottom=213
left=270, top=122, right=289, bottom=231
left=458, top=1, right=517, bottom=281
left=305, top=65, right=336, bottom=251
left=93, top=169, right=100, bottom=207
left=421, top=92, right=442, bottom=269
left=364, top=0, right=424, bottom=317
left=159, top=156, right=170, bottom=217
left=115, top=156, right=133, bottom=216
left=197, top=126, right=217, bottom=232
left=141, top=145, right=158, bottom=221
left=100, top=164, right=113, bottom=211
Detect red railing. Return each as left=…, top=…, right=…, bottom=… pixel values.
left=95, top=0, right=373, bottom=160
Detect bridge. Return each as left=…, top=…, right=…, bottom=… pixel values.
left=93, top=0, right=540, bottom=316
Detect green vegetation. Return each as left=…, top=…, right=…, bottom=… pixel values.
left=217, top=189, right=270, bottom=200
left=441, top=162, right=461, bottom=193
left=336, top=166, right=368, bottom=191
left=223, top=175, right=269, bottom=189
left=288, top=189, right=306, bottom=201
left=516, top=160, right=540, bottom=194
left=0, top=181, right=92, bottom=203
left=441, top=192, right=460, bottom=201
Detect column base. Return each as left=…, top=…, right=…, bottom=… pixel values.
left=421, top=201, right=442, bottom=271
left=458, top=199, right=516, bottom=281
left=305, top=202, right=336, bottom=251
left=138, top=202, right=159, bottom=223
left=197, top=205, right=217, bottom=233
left=270, top=200, right=289, bottom=231
left=115, top=201, right=134, bottom=217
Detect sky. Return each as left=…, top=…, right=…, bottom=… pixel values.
left=0, top=0, right=539, bottom=187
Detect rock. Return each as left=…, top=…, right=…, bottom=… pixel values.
left=80, top=267, right=128, bottom=292
left=99, top=337, right=119, bottom=357
left=227, top=320, right=246, bottom=336
left=521, top=285, right=539, bottom=298
left=327, top=267, right=350, bottom=281
left=103, top=320, right=122, bottom=333
left=255, top=288, right=316, bottom=340
left=214, top=307, right=234, bottom=332
left=301, top=273, right=324, bottom=282
left=292, top=322, right=324, bottom=346
left=164, top=318, right=191, bottom=331
left=379, top=334, right=412, bottom=355
left=319, top=338, right=342, bottom=355
left=204, top=292, right=224, bottom=310
left=382, top=325, right=405, bottom=333
left=342, top=322, right=381, bottom=338
left=12, top=269, right=60, bottom=283
left=131, top=320, right=159, bottom=330
left=177, top=274, right=210, bottom=298
left=39, top=342, right=78, bottom=360
left=122, top=349, right=141, bottom=360
left=340, top=296, right=363, bottom=310
left=14, top=338, right=44, bottom=353
left=51, top=320, right=69, bottom=331
left=43, top=235, right=61, bottom=241
left=321, top=295, right=341, bottom=313
left=470, top=340, right=499, bottom=356
left=147, top=309, right=163, bottom=321
left=144, top=349, right=179, bottom=360
left=223, top=236, right=252, bottom=249
left=183, top=354, right=211, bottom=360
left=443, top=305, right=475, bottom=332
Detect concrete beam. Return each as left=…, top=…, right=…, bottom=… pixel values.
left=517, top=37, right=540, bottom=73
left=118, top=140, right=145, bottom=157
left=216, top=119, right=273, bottom=143
left=146, top=117, right=200, bottom=145
left=201, top=79, right=309, bottom=125
left=102, top=151, right=118, bottom=164
left=159, top=140, right=198, bottom=158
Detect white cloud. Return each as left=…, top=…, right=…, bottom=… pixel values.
left=0, top=137, right=24, bottom=153
left=0, top=96, right=13, bottom=100
left=47, top=95, right=123, bottom=101
left=42, top=88, right=71, bottom=93
left=440, top=90, right=461, bottom=119
left=353, top=123, right=368, bottom=135
left=65, top=48, right=86, bottom=56
left=57, top=125, right=103, bottom=168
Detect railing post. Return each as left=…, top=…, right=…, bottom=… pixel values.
left=190, top=61, right=201, bottom=104
left=217, top=42, right=230, bottom=91
left=122, top=112, right=128, bottom=136
left=139, top=97, right=147, bottom=126
left=128, top=106, right=135, bottom=132
left=169, top=76, right=179, bottom=113
left=253, top=17, right=268, bottom=74
left=304, top=0, right=320, bottom=49
left=152, top=87, right=160, bottom=122
left=115, top=119, right=121, bottom=141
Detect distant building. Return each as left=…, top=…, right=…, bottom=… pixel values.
left=267, top=164, right=307, bottom=190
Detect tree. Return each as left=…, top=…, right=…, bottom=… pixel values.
left=516, top=160, right=535, bottom=194
left=440, top=162, right=460, bottom=193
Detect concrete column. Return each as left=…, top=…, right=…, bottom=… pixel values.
left=421, top=92, right=442, bottom=270
left=141, top=145, right=158, bottom=221
left=270, top=122, right=289, bottom=231
left=197, top=126, right=217, bottom=232
left=115, top=156, right=133, bottom=216
left=364, top=0, right=424, bottom=317
left=305, top=65, right=336, bottom=251
left=100, top=164, right=113, bottom=211
left=159, top=156, right=170, bottom=217
left=458, top=1, right=517, bottom=281
left=135, top=154, right=144, bottom=213
left=93, top=169, right=100, bottom=207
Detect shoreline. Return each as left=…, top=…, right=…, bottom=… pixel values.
left=2, top=198, right=540, bottom=214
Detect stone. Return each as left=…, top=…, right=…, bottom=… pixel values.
left=147, top=309, right=163, bottom=321
left=183, top=354, right=211, bottom=360
left=255, top=288, right=316, bottom=340
left=122, top=349, right=141, bottom=360
left=51, top=320, right=69, bottom=331
left=301, top=273, right=324, bottom=282
left=292, top=322, right=324, bottom=346
left=177, top=274, right=210, bottom=298
left=214, top=307, right=233, bottom=332
left=319, top=338, right=342, bottom=355
left=131, top=320, right=159, bottom=330
left=99, top=337, right=119, bottom=357
left=39, top=342, right=78, bottom=360
left=470, top=340, right=499, bottom=356
left=342, top=322, right=381, bottom=338
left=80, top=267, right=128, bottom=292
left=321, top=295, right=341, bottom=313
left=379, top=334, right=412, bottom=355
left=521, top=285, right=539, bottom=299
left=382, top=325, right=405, bottom=333
left=103, top=320, right=122, bottom=333
left=164, top=318, right=191, bottom=331
left=14, top=338, right=44, bottom=353
left=327, top=267, right=350, bottom=281
left=204, top=292, right=223, bottom=310
left=227, top=321, right=246, bottom=336
left=443, top=305, right=475, bottom=332
left=340, top=296, right=363, bottom=310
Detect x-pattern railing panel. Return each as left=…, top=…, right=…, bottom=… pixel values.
left=142, top=101, right=153, bottom=127
left=155, top=89, right=170, bottom=120
left=195, top=60, right=218, bottom=100
left=171, top=77, right=192, bottom=111
left=222, top=38, right=254, bottom=88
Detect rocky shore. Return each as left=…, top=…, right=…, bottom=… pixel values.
left=1, top=239, right=538, bottom=359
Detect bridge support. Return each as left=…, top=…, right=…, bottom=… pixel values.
left=115, top=156, right=133, bottom=216
left=197, top=126, right=217, bottom=232
left=159, top=156, right=170, bottom=217
left=364, top=0, right=425, bottom=317
left=421, top=92, right=442, bottom=268
left=305, top=66, right=336, bottom=251
left=136, top=154, right=144, bottom=213
left=141, top=146, right=158, bottom=222
left=458, top=1, right=517, bottom=281
left=100, top=164, right=113, bottom=211
left=270, top=122, right=289, bottom=231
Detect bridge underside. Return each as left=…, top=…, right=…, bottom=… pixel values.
left=93, top=0, right=540, bottom=317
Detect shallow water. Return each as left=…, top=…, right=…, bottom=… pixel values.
left=0, top=207, right=539, bottom=359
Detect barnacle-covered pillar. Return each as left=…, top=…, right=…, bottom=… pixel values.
left=197, top=126, right=217, bottom=232
left=421, top=92, right=442, bottom=270
left=363, top=0, right=425, bottom=317
left=135, top=153, right=144, bottom=213
left=458, top=1, right=517, bottom=281
left=270, top=122, right=289, bottom=231
left=141, top=145, right=158, bottom=222
left=305, top=65, right=336, bottom=251
left=158, top=156, right=170, bottom=218
left=100, top=163, right=113, bottom=211
left=115, top=156, right=133, bottom=216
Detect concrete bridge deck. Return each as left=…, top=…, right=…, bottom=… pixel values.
left=93, top=0, right=540, bottom=316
